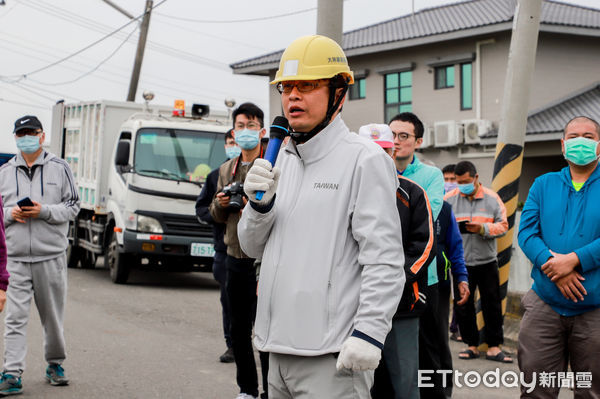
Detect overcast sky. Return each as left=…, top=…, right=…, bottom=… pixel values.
left=0, top=0, right=598, bottom=152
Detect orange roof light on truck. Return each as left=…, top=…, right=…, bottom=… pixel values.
left=173, top=99, right=185, bottom=117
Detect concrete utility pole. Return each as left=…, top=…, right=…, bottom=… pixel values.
left=492, top=0, right=542, bottom=314
left=127, top=0, right=153, bottom=102
left=316, top=0, right=343, bottom=45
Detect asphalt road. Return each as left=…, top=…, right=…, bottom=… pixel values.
left=0, top=264, right=573, bottom=398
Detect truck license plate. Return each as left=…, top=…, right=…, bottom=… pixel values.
left=190, top=243, right=214, bottom=257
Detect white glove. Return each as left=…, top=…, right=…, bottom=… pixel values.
left=336, top=336, right=382, bottom=371
left=244, top=158, right=280, bottom=206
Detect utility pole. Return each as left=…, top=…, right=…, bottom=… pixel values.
left=316, top=0, right=343, bottom=45
left=491, top=0, right=542, bottom=314
left=127, top=0, right=153, bottom=102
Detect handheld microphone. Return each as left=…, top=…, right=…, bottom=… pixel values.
left=255, top=116, right=289, bottom=201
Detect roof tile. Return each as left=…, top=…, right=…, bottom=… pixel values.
left=232, top=0, right=600, bottom=70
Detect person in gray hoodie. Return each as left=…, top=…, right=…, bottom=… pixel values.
left=0, top=115, right=80, bottom=396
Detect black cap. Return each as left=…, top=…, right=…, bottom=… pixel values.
left=14, top=115, right=43, bottom=134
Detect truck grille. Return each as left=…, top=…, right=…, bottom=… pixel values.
left=162, top=214, right=212, bottom=237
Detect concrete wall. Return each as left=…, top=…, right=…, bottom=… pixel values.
left=342, top=37, right=483, bottom=131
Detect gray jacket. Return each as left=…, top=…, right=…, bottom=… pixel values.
left=444, top=184, right=508, bottom=266
left=0, top=151, right=80, bottom=262
left=238, top=116, right=405, bottom=356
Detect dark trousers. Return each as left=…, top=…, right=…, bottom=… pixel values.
left=226, top=255, right=269, bottom=397
left=455, top=261, right=504, bottom=347
left=213, top=251, right=231, bottom=348
left=518, top=290, right=600, bottom=398
left=372, top=317, right=420, bottom=399
left=419, top=284, right=448, bottom=399
left=438, top=282, right=453, bottom=397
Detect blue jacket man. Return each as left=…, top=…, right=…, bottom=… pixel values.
left=518, top=116, right=600, bottom=398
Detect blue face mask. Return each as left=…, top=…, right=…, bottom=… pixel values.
left=458, top=182, right=476, bottom=195
left=225, top=145, right=241, bottom=159
left=564, top=137, right=599, bottom=166
left=235, top=129, right=260, bottom=150
left=444, top=182, right=458, bottom=193
left=16, top=135, right=41, bottom=154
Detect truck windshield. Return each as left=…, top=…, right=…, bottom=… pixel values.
left=0, top=153, right=14, bottom=167
left=134, top=128, right=225, bottom=183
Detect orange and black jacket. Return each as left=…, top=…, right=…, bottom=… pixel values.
left=394, top=175, right=436, bottom=318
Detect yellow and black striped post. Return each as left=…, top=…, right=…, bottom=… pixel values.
left=473, top=0, right=541, bottom=345
left=492, top=143, right=524, bottom=315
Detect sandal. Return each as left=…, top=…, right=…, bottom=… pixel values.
left=485, top=351, right=513, bottom=363
left=458, top=349, right=479, bottom=359
left=450, top=332, right=463, bottom=342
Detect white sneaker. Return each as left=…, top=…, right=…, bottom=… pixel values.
left=235, top=394, right=257, bottom=399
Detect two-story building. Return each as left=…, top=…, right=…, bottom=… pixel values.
left=231, top=0, right=600, bottom=200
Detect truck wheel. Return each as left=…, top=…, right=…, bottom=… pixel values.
left=67, top=244, right=84, bottom=268
left=106, top=233, right=131, bottom=284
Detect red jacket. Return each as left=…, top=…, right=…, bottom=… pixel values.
left=0, top=197, right=10, bottom=291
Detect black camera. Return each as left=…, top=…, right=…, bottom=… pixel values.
left=222, top=182, right=246, bottom=212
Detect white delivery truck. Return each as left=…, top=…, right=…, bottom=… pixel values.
left=0, top=134, right=17, bottom=166
left=50, top=99, right=230, bottom=283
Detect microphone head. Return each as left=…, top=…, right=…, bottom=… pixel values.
left=270, top=116, right=289, bottom=139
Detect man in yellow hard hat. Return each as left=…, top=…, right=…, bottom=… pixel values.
left=238, top=35, right=405, bottom=398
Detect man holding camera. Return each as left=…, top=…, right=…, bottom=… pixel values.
left=209, top=103, right=268, bottom=399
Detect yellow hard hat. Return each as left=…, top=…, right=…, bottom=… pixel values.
left=271, top=35, right=354, bottom=85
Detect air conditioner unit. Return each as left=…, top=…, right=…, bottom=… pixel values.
left=433, top=121, right=461, bottom=147
left=421, top=126, right=434, bottom=148
left=461, top=119, right=493, bottom=144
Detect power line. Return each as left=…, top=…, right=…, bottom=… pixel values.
left=0, top=36, right=261, bottom=103
left=0, top=0, right=17, bottom=20
left=28, top=25, right=138, bottom=86
left=19, top=0, right=227, bottom=70
left=15, top=81, right=83, bottom=102
left=151, top=17, right=270, bottom=51
left=1, top=83, right=53, bottom=106
left=0, top=98, right=48, bottom=110
left=8, top=0, right=167, bottom=80
left=9, top=82, right=56, bottom=102
left=154, top=7, right=316, bottom=23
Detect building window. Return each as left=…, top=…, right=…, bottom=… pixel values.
left=461, top=62, right=473, bottom=110
left=349, top=77, right=366, bottom=100
left=384, top=71, right=412, bottom=123
left=435, top=65, right=455, bottom=89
